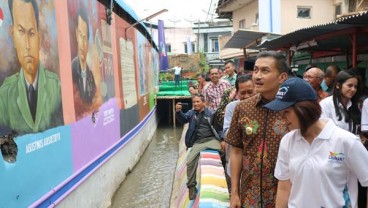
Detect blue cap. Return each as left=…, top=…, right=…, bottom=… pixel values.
left=264, top=77, right=318, bottom=111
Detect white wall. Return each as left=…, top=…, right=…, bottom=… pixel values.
left=165, top=28, right=196, bottom=54
left=280, top=0, right=334, bottom=34
left=233, top=0, right=259, bottom=32
left=152, top=27, right=196, bottom=54
left=259, top=0, right=282, bottom=33
left=57, top=112, right=158, bottom=208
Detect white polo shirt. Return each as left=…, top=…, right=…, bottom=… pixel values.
left=275, top=119, right=368, bottom=208
left=320, top=96, right=352, bottom=132
left=362, top=99, right=368, bottom=131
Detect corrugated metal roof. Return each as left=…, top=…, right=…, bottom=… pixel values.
left=224, top=29, right=280, bottom=49
left=336, top=10, right=368, bottom=24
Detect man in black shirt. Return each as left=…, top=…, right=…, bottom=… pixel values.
left=176, top=94, right=224, bottom=200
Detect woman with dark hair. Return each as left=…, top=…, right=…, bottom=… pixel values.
left=320, top=69, right=367, bottom=207
left=319, top=70, right=362, bottom=134
left=264, top=78, right=368, bottom=208
left=188, top=85, right=198, bottom=95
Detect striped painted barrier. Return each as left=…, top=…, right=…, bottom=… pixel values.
left=171, top=125, right=230, bottom=208
left=197, top=150, right=230, bottom=208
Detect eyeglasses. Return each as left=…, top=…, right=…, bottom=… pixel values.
left=303, top=76, right=320, bottom=80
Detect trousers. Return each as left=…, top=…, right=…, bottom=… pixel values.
left=186, top=139, right=221, bottom=188
left=174, top=74, right=180, bottom=86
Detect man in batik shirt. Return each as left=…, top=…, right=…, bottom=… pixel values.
left=226, top=51, right=289, bottom=208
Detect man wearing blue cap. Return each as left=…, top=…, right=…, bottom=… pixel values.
left=226, top=51, right=289, bottom=207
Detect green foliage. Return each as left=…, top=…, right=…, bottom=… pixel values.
left=198, top=52, right=210, bottom=73
left=159, top=72, right=174, bottom=81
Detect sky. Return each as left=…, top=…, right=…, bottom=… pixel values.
left=123, top=0, right=218, bottom=27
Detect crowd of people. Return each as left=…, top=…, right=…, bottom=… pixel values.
left=175, top=51, right=368, bottom=207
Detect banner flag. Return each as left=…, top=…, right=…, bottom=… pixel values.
left=158, top=20, right=169, bottom=71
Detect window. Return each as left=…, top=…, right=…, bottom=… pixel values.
left=297, top=7, right=311, bottom=18
left=349, top=0, right=356, bottom=12
left=239, top=19, right=245, bottom=29
left=166, top=44, right=171, bottom=52
left=210, top=38, right=219, bottom=52
left=335, top=4, right=342, bottom=17
left=184, top=42, right=196, bottom=53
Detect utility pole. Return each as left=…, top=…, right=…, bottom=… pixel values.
left=197, top=19, right=200, bottom=53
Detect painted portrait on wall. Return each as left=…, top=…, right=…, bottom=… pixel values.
left=67, top=0, right=115, bottom=120
left=0, top=1, right=73, bottom=207
left=0, top=0, right=63, bottom=135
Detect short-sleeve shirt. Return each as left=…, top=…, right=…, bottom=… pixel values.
left=275, top=119, right=368, bottom=208
left=225, top=94, right=288, bottom=207
left=361, top=99, right=368, bottom=132
left=222, top=73, right=237, bottom=86
left=174, top=67, right=181, bottom=75
left=320, top=96, right=355, bottom=132
left=203, top=79, right=231, bottom=111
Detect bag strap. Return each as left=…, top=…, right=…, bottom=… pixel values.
left=206, top=117, right=221, bottom=141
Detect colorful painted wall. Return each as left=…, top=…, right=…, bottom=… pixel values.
left=0, top=0, right=159, bottom=207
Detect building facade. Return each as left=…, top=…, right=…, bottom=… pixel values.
left=216, top=0, right=364, bottom=59
left=192, top=20, right=233, bottom=67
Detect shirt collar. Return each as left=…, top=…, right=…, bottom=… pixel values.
left=255, top=94, right=270, bottom=107
left=225, top=73, right=237, bottom=79
left=23, top=67, right=39, bottom=89
left=295, top=118, right=335, bottom=141
left=338, top=99, right=352, bottom=109
left=316, top=118, right=335, bottom=140
left=321, top=79, right=329, bottom=92
left=195, top=108, right=205, bottom=114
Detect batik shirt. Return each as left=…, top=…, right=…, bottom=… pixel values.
left=213, top=87, right=236, bottom=133
left=225, top=94, right=288, bottom=208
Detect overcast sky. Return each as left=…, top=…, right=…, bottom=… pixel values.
left=123, top=0, right=217, bottom=27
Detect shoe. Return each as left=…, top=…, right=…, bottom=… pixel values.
left=188, top=186, right=197, bottom=200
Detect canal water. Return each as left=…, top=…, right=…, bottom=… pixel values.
left=111, top=125, right=183, bottom=208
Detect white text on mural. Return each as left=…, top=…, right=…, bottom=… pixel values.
left=25, top=133, right=61, bottom=154
left=103, top=108, right=115, bottom=126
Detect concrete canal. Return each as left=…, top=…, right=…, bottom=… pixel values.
left=111, top=125, right=183, bottom=208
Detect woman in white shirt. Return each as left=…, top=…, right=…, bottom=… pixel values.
left=264, top=77, right=368, bottom=208
left=320, top=70, right=362, bottom=134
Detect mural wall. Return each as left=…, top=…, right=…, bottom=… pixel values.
left=0, top=0, right=159, bottom=207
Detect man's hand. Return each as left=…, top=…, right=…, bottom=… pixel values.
left=175, top=103, right=182, bottom=112
left=220, top=141, right=226, bottom=152
left=230, top=193, right=241, bottom=208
